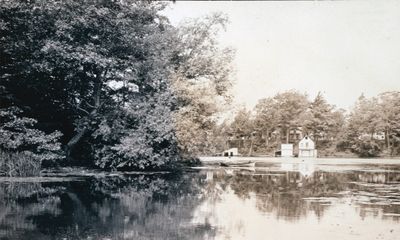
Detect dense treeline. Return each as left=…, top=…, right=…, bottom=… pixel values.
left=1, top=1, right=399, bottom=177
left=0, top=0, right=233, bottom=175
left=214, top=91, right=400, bottom=158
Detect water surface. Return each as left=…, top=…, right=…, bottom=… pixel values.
left=1, top=160, right=400, bottom=240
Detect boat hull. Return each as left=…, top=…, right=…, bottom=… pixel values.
left=219, top=161, right=256, bottom=168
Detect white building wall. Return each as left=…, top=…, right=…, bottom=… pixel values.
left=223, top=148, right=239, bottom=156
left=299, top=149, right=317, bottom=158
left=281, top=144, right=293, bottom=157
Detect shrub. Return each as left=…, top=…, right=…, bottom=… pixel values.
left=0, top=107, right=63, bottom=176
left=351, top=138, right=381, bottom=158
left=91, top=92, right=181, bottom=170
left=0, top=150, right=41, bottom=177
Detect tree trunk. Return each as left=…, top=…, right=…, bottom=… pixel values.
left=386, top=129, right=390, bottom=150
left=313, top=131, right=317, bottom=147
left=65, top=128, right=87, bottom=159
left=65, top=75, right=102, bottom=159
left=387, top=129, right=393, bottom=156
left=248, top=136, right=253, bottom=156
left=265, top=129, right=269, bottom=147
left=286, top=128, right=289, bottom=144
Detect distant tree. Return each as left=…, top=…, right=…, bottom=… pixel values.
left=228, top=107, right=255, bottom=155
left=303, top=93, right=332, bottom=138
left=211, top=120, right=232, bottom=153
left=230, top=107, right=253, bottom=138
left=348, top=95, right=380, bottom=139
left=273, top=91, right=309, bottom=143
left=378, top=91, right=400, bottom=155
left=351, top=138, right=381, bottom=158
left=343, top=91, right=400, bottom=157
left=345, top=94, right=382, bottom=157
left=254, top=97, right=279, bottom=149
left=328, top=108, right=346, bottom=147
left=302, top=92, right=344, bottom=147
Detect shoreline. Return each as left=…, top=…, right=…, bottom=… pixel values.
left=199, top=156, right=400, bottom=165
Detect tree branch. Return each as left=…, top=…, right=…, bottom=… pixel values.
left=76, top=106, right=90, bottom=115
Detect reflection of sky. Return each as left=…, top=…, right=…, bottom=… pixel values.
left=192, top=185, right=400, bottom=240
left=190, top=166, right=400, bottom=240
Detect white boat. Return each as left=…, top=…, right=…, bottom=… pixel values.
left=219, top=161, right=256, bottom=168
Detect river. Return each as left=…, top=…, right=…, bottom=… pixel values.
left=0, top=159, right=399, bottom=240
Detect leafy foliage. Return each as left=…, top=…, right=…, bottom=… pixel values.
left=378, top=91, right=400, bottom=155
left=0, top=107, right=63, bottom=176
left=0, top=1, right=235, bottom=169
left=0, top=1, right=210, bottom=170
left=171, top=13, right=235, bottom=157
left=272, top=91, right=309, bottom=143
left=345, top=92, right=400, bottom=157
left=302, top=93, right=345, bottom=148
left=0, top=150, right=41, bottom=177
left=92, top=91, right=180, bottom=170
left=351, top=138, right=381, bottom=158
left=217, top=90, right=400, bottom=157
left=0, top=107, right=63, bottom=161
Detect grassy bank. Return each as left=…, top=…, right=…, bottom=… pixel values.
left=0, top=150, right=41, bottom=177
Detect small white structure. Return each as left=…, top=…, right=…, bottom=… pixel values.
left=206, top=171, right=214, bottom=181
left=281, top=144, right=293, bottom=157
left=298, top=136, right=317, bottom=157
left=223, top=148, right=238, bottom=157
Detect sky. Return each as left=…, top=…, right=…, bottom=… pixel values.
left=163, top=1, right=400, bottom=111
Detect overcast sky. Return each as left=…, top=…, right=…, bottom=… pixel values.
left=163, top=1, right=400, bottom=111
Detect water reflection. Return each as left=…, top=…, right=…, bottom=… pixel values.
left=0, top=174, right=214, bottom=240
left=192, top=164, right=400, bottom=240
left=1, top=163, right=400, bottom=240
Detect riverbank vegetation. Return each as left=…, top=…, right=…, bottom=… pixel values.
left=0, top=107, right=63, bottom=176
left=1, top=1, right=399, bottom=177
left=0, top=1, right=233, bottom=175
left=214, top=91, right=400, bottom=158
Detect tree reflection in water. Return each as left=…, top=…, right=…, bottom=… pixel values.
left=0, top=174, right=214, bottom=240
left=0, top=165, right=400, bottom=240
left=201, top=169, right=347, bottom=221
left=199, top=164, right=400, bottom=222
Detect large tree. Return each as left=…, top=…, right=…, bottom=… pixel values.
left=1, top=1, right=174, bottom=156
left=171, top=13, right=235, bottom=157
left=0, top=1, right=236, bottom=169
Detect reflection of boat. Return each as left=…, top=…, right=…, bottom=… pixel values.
left=219, top=161, right=256, bottom=168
